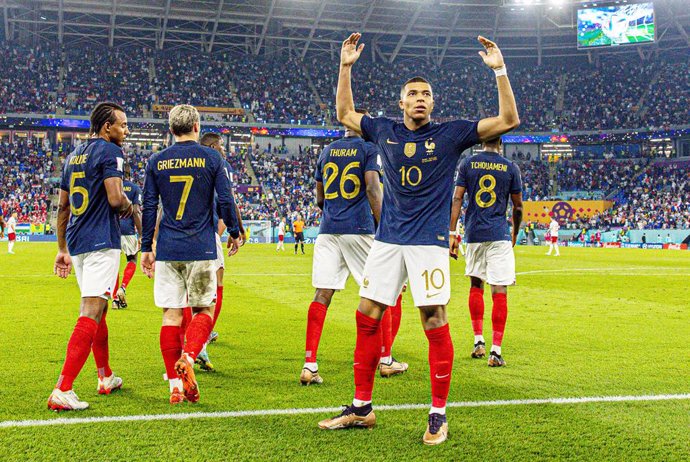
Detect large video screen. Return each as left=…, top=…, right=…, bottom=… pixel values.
left=577, top=2, right=655, bottom=48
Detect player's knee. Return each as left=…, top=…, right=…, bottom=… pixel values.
left=418, top=305, right=447, bottom=329
left=79, top=297, right=107, bottom=322
left=314, top=289, right=335, bottom=307
left=162, top=308, right=184, bottom=326
left=126, top=254, right=137, bottom=264
left=490, top=285, right=507, bottom=295
left=216, top=268, right=224, bottom=286
left=470, top=277, right=484, bottom=289
left=358, top=297, right=386, bottom=319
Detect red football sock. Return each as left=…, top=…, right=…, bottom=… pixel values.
left=380, top=309, right=392, bottom=358
left=179, top=307, right=192, bottom=345
left=184, top=313, right=213, bottom=360
left=212, top=286, right=223, bottom=329
left=304, top=301, right=328, bottom=362
left=491, top=293, right=508, bottom=347
left=353, top=311, right=382, bottom=402
left=469, top=287, right=485, bottom=336
left=425, top=324, right=454, bottom=408
left=390, top=294, right=403, bottom=343
left=121, top=262, right=136, bottom=289
left=160, top=325, right=182, bottom=380
left=92, top=310, right=112, bottom=378
left=113, top=273, right=120, bottom=299
left=56, top=317, right=99, bottom=391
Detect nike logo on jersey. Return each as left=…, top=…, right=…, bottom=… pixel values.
left=386, top=138, right=399, bottom=144
left=427, top=292, right=441, bottom=298
left=435, top=373, right=450, bottom=379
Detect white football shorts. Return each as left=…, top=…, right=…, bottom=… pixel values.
left=121, top=234, right=139, bottom=256
left=359, top=241, right=450, bottom=307
left=72, top=248, right=121, bottom=299
left=465, top=240, right=516, bottom=286
left=154, top=260, right=217, bottom=308
left=214, top=233, right=225, bottom=270
left=312, top=234, right=374, bottom=290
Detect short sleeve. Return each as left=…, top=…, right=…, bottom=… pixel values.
left=360, top=116, right=391, bottom=144
left=510, top=163, right=522, bottom=194
left=455, top=158, right=468, bottom=187
left=446, top=119, right=480, bottom=152
left=59, top=158, right=69, bottom=192
left=102, top=144, right=124, bottom=180
left=314, top=151, right=325, bottom=182
left=364, top=143, right=381, bottom=173
left=133, top=185, right=142, bottom=206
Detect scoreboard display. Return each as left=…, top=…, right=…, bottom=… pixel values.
left=577, top=2, right=655, bottom=48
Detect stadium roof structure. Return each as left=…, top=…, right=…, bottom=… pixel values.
left=0, top=0, right=688, bottom=63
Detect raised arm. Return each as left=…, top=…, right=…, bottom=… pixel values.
left=337, top=33, right=365, bottom=133
left=475, top=36, right=520, bottom=142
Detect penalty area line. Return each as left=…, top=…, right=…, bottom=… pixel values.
left=2, top=393, right=689, bottom=429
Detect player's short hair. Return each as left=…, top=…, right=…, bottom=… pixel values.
left=169, top=104, right=200, bottom=136
left=482, top=137, right=502, bottom=148
left=200, top=132, right=222, bottom=147
left=400, top=77, right=432, bottom=97
left=90, top=102, right=125, bottom=136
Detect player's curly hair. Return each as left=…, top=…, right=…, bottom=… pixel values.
left=89, top=102, right=125, bottom=136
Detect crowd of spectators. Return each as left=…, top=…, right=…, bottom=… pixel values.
left=0, top=139, right=55, bottom=224
left=1, top=42, right=687, bottom=131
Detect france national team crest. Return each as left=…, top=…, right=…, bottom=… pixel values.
left=404, top=142, right=416, bottom=158
left=425, top=139, right=435, bottom=154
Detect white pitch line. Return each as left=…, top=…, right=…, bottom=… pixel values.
left=2, top=393, right=688, bottom=429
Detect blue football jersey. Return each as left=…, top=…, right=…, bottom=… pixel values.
left=141, top=141, right=239, bottom=261
left=360, top=117, right=479, bottom=247
left=60, top=138, right=125, bottom=256
left=120, top=180, right=142, bottom=236
left=315, top=136, right=380, bottom=235
left=456, top=151, right=522, bottom=243
left=213, top=160, right=236, bottom=232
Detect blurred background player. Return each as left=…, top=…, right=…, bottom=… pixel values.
left=112, top=163, right=142, bottom=309
left=195, top=131, right=247, bottom=371
left=450, top=137, right=523, bottom=367
left=318, top=33, right=519, bottom=445
left=276, top=218, right=286, bottom=251
left=454, top=218, right=466, bottom=257
left=140, top=105, right=241, bottom=405
left=6, top=211, right=17, bottom=254
left=293, top=215, right=305, bottom=254
left=48, top=102, right=133, bottom=411
left=547, top=217, right=560, bottom=256
left=301, top=109, right=407, bottom=386
left=0, top=213, right=5, bottom=240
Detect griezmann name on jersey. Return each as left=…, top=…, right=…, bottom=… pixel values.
left=120, top=179, right=142, bottom=236
left=456, top=151, right=522, bottom=243
left=60, top=138, right=125, bottom=256
left=315, top=136, right=381, bottom=235
left=141, top=141, right=239, bottom=261
left=360, top=117, right=479, bottom=248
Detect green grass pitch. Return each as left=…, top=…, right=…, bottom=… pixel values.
left=1, top=243, right=688, bottom=460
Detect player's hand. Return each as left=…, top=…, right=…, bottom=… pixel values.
left=477, top=35, right=505, bottom=69
left=239, top=228, right=247, bottom=247
left=137, top=237, right=142, bottom=251
left=449, top=235, right=459, bottom=260
left=54, top=251, right=72, bottom=279
left=341, top=32, right=364, bottom=67
left=141, top=252, right=156, bottom=278
left=227, top=236, right=241, bottom=257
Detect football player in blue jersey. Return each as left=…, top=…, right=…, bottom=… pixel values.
left=194, top=131, right=247, bottom=371
left=300, top=108, right=401, bottom=386
left=318, top=33, right=520, bottom=445
left=112, top=163, right=142, bottom=309
left=450, top=137, right=523, bottom=368
left=140, top=105, right=241, bottom=404
left=48, top=102, right=134, bottom=411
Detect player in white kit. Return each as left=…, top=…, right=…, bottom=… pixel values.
left=6, top=212, right=17, bottom=254
left=276, top=218, right=286, bottom=251
left=546, top=217, right=560, bottom=256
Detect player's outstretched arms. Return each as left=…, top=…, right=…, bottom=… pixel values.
left=336, top=33, right=365, bottom=134
left=449, top=186, right=466, bottom=259
left=54, top=190, right=72, bottom=278
left=475, top=36, right=520, bottom=142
